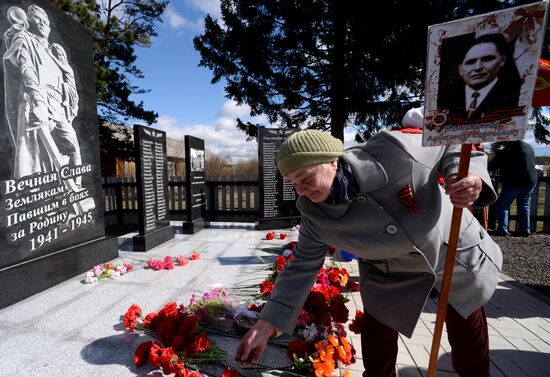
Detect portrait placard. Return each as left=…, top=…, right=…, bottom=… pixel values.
left=423, top=2, right=547, bottom=146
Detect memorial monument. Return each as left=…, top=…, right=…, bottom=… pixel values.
left=256, top=128, right=300, bottom=230
left=0, top=0, right=118, bottom=308
left=132, top=124, right=174, bottom=251
left=182, top=135, right=206, bottom=233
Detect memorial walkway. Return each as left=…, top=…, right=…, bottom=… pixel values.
left=0, top=225, right=549, bottom=376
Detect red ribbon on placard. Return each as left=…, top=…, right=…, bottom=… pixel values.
left=533, top=59, right=550, bottom=107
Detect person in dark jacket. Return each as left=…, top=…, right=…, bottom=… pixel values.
left=488, top=140, right=538, bottom=236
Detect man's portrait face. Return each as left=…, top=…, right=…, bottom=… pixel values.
left=458, top=42, right=505, bottom=90
left=28, top=9, right=50, bottom=39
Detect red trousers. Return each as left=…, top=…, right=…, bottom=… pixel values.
left=361, top=304, right=489, bottom=377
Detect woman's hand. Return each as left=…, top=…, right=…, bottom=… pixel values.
left=236, top=318, right=276, bottom=367
left=445, top=173, right=482, bottom=208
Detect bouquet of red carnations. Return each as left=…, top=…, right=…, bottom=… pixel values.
left=124, top=300, right=230, bottom=377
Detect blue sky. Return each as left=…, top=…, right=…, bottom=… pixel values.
left=131, top=0, right=550, bottom=160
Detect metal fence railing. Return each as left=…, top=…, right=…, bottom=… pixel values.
left=102, top=174, right=550, bottom=233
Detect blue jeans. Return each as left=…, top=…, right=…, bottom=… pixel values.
left=495, top=185, right=535, bottom=234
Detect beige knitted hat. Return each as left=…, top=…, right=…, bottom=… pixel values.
left=277, top=130, right=343, bottom=176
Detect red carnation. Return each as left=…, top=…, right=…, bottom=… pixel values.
left=346, top=280, right=360, bottom=292
left=163, top=256, right=175, bottom=270
left=148, top=342, right=164, bottom=368
left=187, top=332, right=211, bottom=354
left=327, top=245, right=336, bottom=255
left=158, top=302, right=179, bottom=322
left=329, top=295, right=349, bottom=323
left=155, top=318, right=178, bottom=345
left=279, top=232, right=288, bottom=240
left=288, top=241, right=297, bottom=250
left=259, top=280, right=274, bottom=296
left=134, top=340, right=153, bottom=367
left=143, top=312, right=157, bottom=329
left=286, top=339, right=310, bottom=360
left=349, top=310, right=365, bottom=334
left=176, top=255, right=189, bottom=266
left=248, top=303, right=263, bottom=312
left=178, top=315, right=199, bottom=338
left=221, top=367, right=240, bottom=377
left=123, top=304, right=142, bottom=331
left=160, top=347, right=178, bottom=375
left=148, top=258, right=165, bottom=270
left=265, top=232, right=275, bottom=240
left=176, top=367, right=201, bottom=377
left=275, top=255, right=287, bottom=271
left=191, top=252, right=201, bottom=260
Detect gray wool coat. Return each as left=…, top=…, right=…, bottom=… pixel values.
left=260, top=130, right=502, bottom=338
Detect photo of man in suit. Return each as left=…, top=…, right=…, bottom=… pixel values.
left=437, top=33, right=522, bottom=122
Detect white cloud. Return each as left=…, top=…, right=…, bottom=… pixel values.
left=154, top=100, right=262, bottom=163
left=165, top=6, right=203, bottom=31
left=185, top=0, right=221, bottom=19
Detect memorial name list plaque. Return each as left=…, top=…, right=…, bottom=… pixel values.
left=256, top=128, right=300, bottom=230
left=132, top=125, right=174, bottom=251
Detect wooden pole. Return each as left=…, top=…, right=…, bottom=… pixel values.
left=427, top=144, right=472, bottom=377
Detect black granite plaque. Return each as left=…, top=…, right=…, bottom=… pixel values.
left=256, top=128, right=300, bottom=230
left=0, top=0, right=118, bottom=308
left=182, top=135, right=205, bottom=234
left=132, top=125, right=174, bottom=250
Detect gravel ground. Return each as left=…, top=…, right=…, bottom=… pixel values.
left=491, top=233, right=550, bottom=298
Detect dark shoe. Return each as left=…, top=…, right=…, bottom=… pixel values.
left=511, top=231, right=530, bottom=237
left=488, top=229, right=509, bottom=237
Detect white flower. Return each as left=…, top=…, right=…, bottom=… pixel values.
left=233, top=304, right=261, bottom=320
left=109, top=270, right=120, bottom=279
left=291, top=224, right=301, bottom=231
left=301, top=323, right=318, bottom=342
left=282, top=249, right=293, bottom=257
left=85, top=275, right=98, bottom=284
left=116, top=265, right=127, bottom=274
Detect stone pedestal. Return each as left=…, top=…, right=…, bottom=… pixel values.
left=0, top=236, right=118, bottom=309
left=255, top=217, right=300, bottom=230
left=181, top=218, right=205, bottom=234
left=132, top=225, right=175, bottom=252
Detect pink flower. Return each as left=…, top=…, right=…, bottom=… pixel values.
left=297, top=309, right=313, bottom=327
left=176, top=256, right=189, bottom=266
left=191, top=252, right=201, bottom=260
left=316, top=271, right=330, bottom=287
left=92, top=264, right=104, bottom=277
left=148, top=259, right=164, bottom=270
left=189, top=294, right=197, bottom=306
left=163, top=256, right=175, bottom=270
